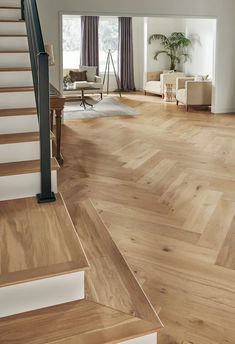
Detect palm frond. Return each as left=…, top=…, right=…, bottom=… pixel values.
left=148, top=34, right=169, bottom=46
left=154, top=50, right=168, bottom=60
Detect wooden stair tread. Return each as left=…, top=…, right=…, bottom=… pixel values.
left=0, top=193, right=89, bottom=287
left=0, top=34, right=26, bottom=37
left=0, top=20, right=24, bottom=22
left=0, top=6, right=21, bottom=9
left=0, top=67, right=31, bottom=71
left=0, top=158, right=59, bottom=177
left=0, top=107, right=37, bottom=117
left=0, top=86, right=33, bottom=93
left=68, top=199, right=162, bottom=327
left=0, top=50, right=29, bottom=53
left=0, top=131, right=55, bottom=145
left=0, top=300, right=162, bottom=343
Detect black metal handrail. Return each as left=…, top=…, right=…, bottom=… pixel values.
left=21, top=0, right=56, bottom=203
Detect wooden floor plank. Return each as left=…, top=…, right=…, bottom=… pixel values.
left=58, top=93, right=235, bottom=343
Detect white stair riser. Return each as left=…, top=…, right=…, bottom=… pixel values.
left=0, top=36, right=28, bottom=51
left=0, top=170, right=57, bottom=201
left=0, top=71, right=33, bottom=87
left=0, top=91, right=35, bottom=109
left=0, top=8, right=21, bottom=20
left=0, top=70, right=33, bottom=87
left=0, top=52, right=30, bottom=68
left=0, top=114, right=38, bottom=134
left=0, top=22, right=26, bottom=35
left=120, top=333, right=157, bottom=344
left=0, top=271, right=85, bottom=318
left=0, top=140, right=52, bottom=163
left=0, top=0, right=20, bottom=6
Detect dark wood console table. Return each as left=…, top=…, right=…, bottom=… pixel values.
left=50, top=84, right=65, bottom=165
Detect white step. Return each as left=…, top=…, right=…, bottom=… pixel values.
left=0, top=0, right=20, bottom=6
left=0, top=90, right=35, bottom=108
left=0, top=114, right=38, bottom=134
left=121, top=333, right=157, bottom=344
left=0, top=52, right=30, bottom=68
left=0, top=36, right=28, bottom=51
left=0, top=141, right=40, bottom=163
left=0, top=169, right=57, bottom=201
left=0, top=70, right=33, bottom=87
left=0, top=7, right=21, bottom=20
left=0, top=21, right=26, bottom=35
left=0, top=271, right=85, bottom=318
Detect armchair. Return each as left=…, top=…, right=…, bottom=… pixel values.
left=144, top=71, right=185, bottom=98
left=176, top=77, right=212, bottom=111
left=63, top=66, right=103, bottom=99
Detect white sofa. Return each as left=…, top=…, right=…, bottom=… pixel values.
left=176, top=77, right=212, bottom=111
left=63, top=66, right=103, bottom=98
left=144, top=71, right=185, bottom=97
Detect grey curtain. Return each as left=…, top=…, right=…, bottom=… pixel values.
left=118, top=17, right=136, bottom=91
left=81, top=16, right=99, bottom=74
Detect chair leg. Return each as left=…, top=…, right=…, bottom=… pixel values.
left=100, top=93, right=103, bottom=100
left=176, top=100, right=179, bottom=106
left=144, top=91, right=147, bottom=96
left=186, top=105, right=189, bottom=112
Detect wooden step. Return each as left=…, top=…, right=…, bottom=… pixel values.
left=0, top=19, right=24, bottom=22
left=0, top=193, right=89, bottom=287
left=0, top=107, right=37, bottom=116
left=0, top=67, right=31, bottom=71
left=0, top=131, right=54, bottom=145
left=0, top=300, right=161, bottom=344
left=0, top=158, right=59, bottom=177
left=0, top=193, right=89, bottom=317
left=0, top=86, right=33, bottom=92
left=0, top=6, right=20, bottom=9
left=0, top=34, right=26, bottom=37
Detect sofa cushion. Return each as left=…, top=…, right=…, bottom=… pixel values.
left=176, top=88, right=187, bottom=104
left=69, top=70, right=87, bottom=82
left=79, top=66, right=97, bottom=82
left=144, top=81, right=162, bottom=94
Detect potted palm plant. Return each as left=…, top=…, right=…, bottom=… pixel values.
left=148, top=32, right=191, bottom=71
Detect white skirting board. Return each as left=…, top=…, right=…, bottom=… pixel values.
left=0, top=271, right=85, bottom=318
left=120, top=333, right=157, bottom=344
left=0, top=170, right=57, bottom=201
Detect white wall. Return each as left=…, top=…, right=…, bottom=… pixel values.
left=37, top=0, right=235, bottom=113
left=147, top=17, right=185, bottom=72
left=184, top=18, right=216, bottom=79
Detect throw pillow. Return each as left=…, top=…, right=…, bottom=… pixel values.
left=79, top=66, right=97, bottom=82
left=69, top=70, right=87, bottom=82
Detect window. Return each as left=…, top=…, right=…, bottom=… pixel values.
left=62, top=15, right=119, bottom=73
left=99, top=17, right=119, bottom=73
left=62, top=15, right=81, bottom=69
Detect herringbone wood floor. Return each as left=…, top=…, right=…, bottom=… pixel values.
left=59, top=93, right=235, bottom=344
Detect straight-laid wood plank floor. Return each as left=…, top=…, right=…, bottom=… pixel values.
left=59, top=93, right=235, bottom=344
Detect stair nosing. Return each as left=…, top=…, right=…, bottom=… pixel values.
left=0, top=107, right=37, bottom=117
left=0, top=158, right=59, bottom=177
left=0, top=86, right=34, bottom=93
left=0, top=131, right=54, bottom=145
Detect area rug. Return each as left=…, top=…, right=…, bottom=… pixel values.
left=64, top=97, right=140, bottom=120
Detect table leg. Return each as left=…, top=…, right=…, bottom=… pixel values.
left=55, top=109, right=64, bottom=165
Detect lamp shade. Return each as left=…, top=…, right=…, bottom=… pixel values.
left=45, top=44, right=55, bottom=66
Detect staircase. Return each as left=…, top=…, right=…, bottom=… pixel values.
left=0, top=1, right=163, bottom=343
